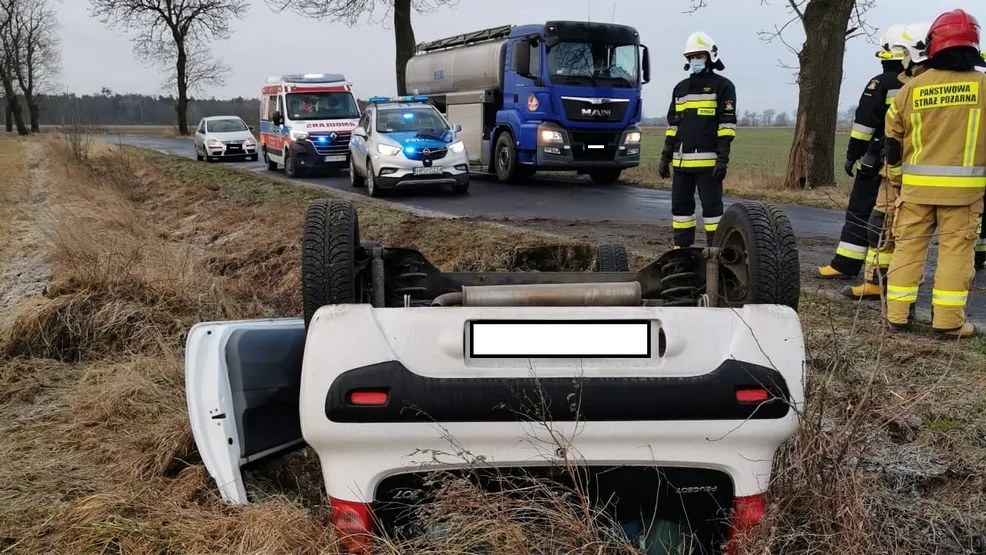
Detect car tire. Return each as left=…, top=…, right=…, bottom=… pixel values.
left=589, top=168, right=623, bottom=185
left=451, top=178, right=469, bottom=194
left=350, top=156, right=365, bottom=187
left=494, top=131, right=521, bottom=184
left=713, top=200, right=800, bottom=311
left=366, top=158, right=381, bottom=197
left=195, top=146, right=203, bottom=161
left=250, top=154, right=259, bottom=162
left=594, top=243, right=630, bottom=272
left=264, top=147, right=277, bottom=171
left=302, top=199, right=364, bottom=329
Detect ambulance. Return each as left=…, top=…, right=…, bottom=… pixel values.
left=259, top=73, right=361, bottom=178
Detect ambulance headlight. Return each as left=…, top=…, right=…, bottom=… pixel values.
left=290, top=130, right=309, bottom=141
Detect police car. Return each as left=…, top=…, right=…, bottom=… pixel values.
left=348, top=96, right=470, bottom=196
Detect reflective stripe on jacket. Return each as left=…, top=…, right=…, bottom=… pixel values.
left=885, top=68, right=986, bottom=206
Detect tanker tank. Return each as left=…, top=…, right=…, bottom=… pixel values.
left=405, top=39, right=508, bottom=96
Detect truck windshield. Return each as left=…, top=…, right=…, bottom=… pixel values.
left=285, top=92, right=360, bottom=121
left=547, top=42, right=638, bottom=87
left=376, top=106, right=449, bottom=134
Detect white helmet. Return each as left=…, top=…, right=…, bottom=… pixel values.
left=682, top=31, right=724, bottom=71
left=895, top=21, right=933, bottom=69
left=876, top=23, right=909, bottom=59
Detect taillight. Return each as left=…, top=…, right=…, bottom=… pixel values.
left=725, top=493, right=766, bottom=555
left=330, top=496, right=374, bottom=554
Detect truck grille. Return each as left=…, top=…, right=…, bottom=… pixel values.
left=404, top=147, right=447, bottom=162
left=309, top=132, right=351, bottom=155
left=561, top=97, right=629, bottom=123
left=569, top=131, right=620, bottom=162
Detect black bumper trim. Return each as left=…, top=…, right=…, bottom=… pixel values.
left=288, top=140, right=349, bottom=168
left=376, top=171, right=469, bottom=189
left=325, top=359, right=792, bottom=423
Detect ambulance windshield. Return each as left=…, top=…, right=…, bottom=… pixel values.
left=286, top=91, right=360, bottom=120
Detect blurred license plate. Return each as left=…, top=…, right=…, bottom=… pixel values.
left=325, top=155, right=346, bottom=162
left=469, top=320, right=651, bottom=358
left=413, top=166, right=442, bottom=175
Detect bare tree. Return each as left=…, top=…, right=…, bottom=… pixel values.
left=687, top=0, right=877, bottom=189
left=0, top=0, right=28, bottom=134
left=775, top=110, right=791, bottom=126
left=3, top=0, right=61, bottom=132
left=265, top=0, right=459, bottom=96
left=762, top=108, right=777, bottom=127
left=88, top=0, right=250, bottom=135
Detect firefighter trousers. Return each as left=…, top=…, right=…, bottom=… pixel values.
left=886, top=198, right=984, bottom=330
left=671, top=169, right=724, bottom=248
left=861, top=177, right=895, bottom=284
left=829, top=170, right=882, bottom=276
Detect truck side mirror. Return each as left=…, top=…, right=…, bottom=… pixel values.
left=641, top=45, right=651, bottom=85
left=511, top=39, right=533, bottom=78
left=273, top=112, right=283, bottom=126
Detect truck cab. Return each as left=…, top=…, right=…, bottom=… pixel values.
left=259, top=73, right=362, bottom=178
left=406, top=22, right=650, bottom=185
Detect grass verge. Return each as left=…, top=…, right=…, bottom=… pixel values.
left=0, top=133, right=983, bottom=554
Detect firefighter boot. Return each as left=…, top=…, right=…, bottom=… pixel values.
left=816, top=265, right=854, bottom=279
left=841, top=281, right=883, bottom=300
left=939, top=322, right=979, bottom=339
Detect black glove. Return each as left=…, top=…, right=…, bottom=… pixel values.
left=857, top=151, right=882, bottom=179
left=844, top=158, right=856, bottom=177
left=658, top=158, right=671, bottom=179
left=713, top=159, right=728, bottom=181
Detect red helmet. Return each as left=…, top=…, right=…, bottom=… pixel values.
left=927, top=9, right=981, bottom=58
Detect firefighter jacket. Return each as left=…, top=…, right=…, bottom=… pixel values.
left=661, top=71, right=737, bottom=172
left=885, top=67, right=986, bottom=206
left=847, top=69, right=906, bottom=163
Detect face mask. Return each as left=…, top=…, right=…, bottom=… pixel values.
left=689, top=59, right=706, bottom=74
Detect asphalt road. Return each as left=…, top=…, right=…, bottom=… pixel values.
left=97, top=133, right=985, bottom=327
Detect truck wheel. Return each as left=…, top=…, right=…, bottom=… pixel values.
left=302, top=199, right=365, bottom=329
left=713, top=200, right=800, bottom=311
left=594, top=243, right=630, bottom=272
left=589, top=168, right=622, bottom=185
left=494, top=132, right=521, bottom=183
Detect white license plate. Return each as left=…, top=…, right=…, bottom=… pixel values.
left=469, top=320, right=651, bottom=358
left=325, top=155, right=346, bottom=162
left=413, top=166, right=443, bottom=175
left=587, top=144, right=605, bottom=149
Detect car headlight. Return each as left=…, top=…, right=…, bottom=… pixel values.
left=377, top=143, right=401, bottom=156
left=207, top=139, right=222, bottom=148
left=540, top=130, right=564, bottom=143
left=290, top=130, right=309, bottom=141
left=244, top=138, right=256, bottom=146
left=447, top=140, right=465, bottom=153
left=624, top=131, right=641, bottom=144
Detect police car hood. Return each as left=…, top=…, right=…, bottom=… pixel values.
left=380, top=130, right=455, bottom=150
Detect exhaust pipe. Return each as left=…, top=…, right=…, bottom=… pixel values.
left=459, top=282, right=641, bottom=307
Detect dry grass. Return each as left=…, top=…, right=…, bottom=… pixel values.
left=1, top=133, right=984, bottom=554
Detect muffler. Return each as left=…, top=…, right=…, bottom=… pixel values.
left=459, top=282, right=641, bottom=307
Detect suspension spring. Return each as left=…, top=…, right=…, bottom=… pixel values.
left=659, top=258, right=700, bottom=306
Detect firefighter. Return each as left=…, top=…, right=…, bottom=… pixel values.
left=658, top=31, right=737, bottom=248
left=816, top=23, right=909, bottom=280
left=883, top=8, right=986, bottom=338
left=841, top=21, right=934, bottom=300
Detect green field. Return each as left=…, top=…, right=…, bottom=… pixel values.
left=626, top=127, right=854, bottom=209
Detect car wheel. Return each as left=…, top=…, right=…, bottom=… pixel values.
left=366, top=159, right=381, bottom=197
left=713, top=200, right=800, bottom=311
left=350, top=155, right=365, bottom=187
left=264, top=147, right=277, bottom=171
left=451, top=178, right=469, bottom=194
left=494, top=131, right=520, bottom=183
left=250, top=154, right=259, bottom=162
left=589, top=168, right=623, bottom=185
left=594, top=243, right=630, bottom=272
left=301, top=199, right=366, bottom=329
left=195, top=146, right=204, bottom=161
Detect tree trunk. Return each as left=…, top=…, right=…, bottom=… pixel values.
left=174, top=47, right=190, bottom=135
left=0, top=71, right=28, bottom=135
left=28, top=99, right=39, bottom=132
left=5, top=96, right=11, bottom=132
left=393, top=0, right=416, bottom=96
left=783, top=0, right=855, bottom=190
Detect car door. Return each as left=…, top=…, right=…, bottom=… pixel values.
left=352, top=109, right=372, bottom=175
left=184, top=317, right=307, bottom=504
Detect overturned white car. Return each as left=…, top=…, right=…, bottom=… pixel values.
left=185, top=198, right=806, bottom=554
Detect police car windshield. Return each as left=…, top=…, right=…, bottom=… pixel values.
left=547, top=41, right=638, bottom=87
left=375, top=106, right=449, bottom=133
left=286, top=92, right=360, bottom=120
left=206, top=118, right=248, bottom=133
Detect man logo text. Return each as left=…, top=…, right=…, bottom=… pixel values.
left=582, top=108, right=612, bottom=117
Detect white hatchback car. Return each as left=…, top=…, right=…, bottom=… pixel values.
left=193, top=115, right=258, bottom=162
left=186, top=199, right=806, bottom=555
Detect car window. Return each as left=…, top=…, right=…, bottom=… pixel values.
left=206, top=118, right=248, bottom=133
left=375, top=107, right=449, bottom=133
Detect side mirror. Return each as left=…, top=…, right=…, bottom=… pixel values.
left=352, top=128, right=367, bottom=138
left=511, top=38, right=534, bottom=78
left=453, top=123, right=462, bottom=133
left=641, top=45, right=651, bottom=84
left=248, top=125, right=255, bottom=131
left=272, top=112, right=283, bottom=126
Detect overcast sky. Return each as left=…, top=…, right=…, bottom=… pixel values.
left=57, top=0, right=978, bottom=117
